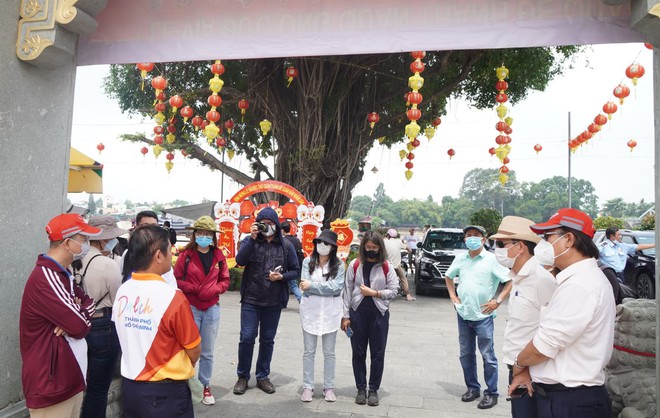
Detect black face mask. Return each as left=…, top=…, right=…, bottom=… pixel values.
left=365, top=250, right=379, bottom=260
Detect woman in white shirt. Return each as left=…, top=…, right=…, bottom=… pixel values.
left=299, top=230, right=345, bottom=403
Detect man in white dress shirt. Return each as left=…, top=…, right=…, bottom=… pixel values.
left=490, top=216, right=556, bottom=418
left=510, top=208, right=615, bottom=418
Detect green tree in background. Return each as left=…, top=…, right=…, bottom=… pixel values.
left=593, top=215, right=624, bottom=231
left=459, top=168, right=520, bottom=215
left=515, top=176, right=598, bottom=222
left=638, top=213, right=655, bottom=231
left=470, top=208, right=503, bottom=236
left=88, top=194, right=97, bottom=215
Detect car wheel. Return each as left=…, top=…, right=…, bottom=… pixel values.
left=415, top=270, right=426, bottom=296
left=636, top=273, right=655, bottom=299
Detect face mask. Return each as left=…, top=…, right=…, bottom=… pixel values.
left=104, top=238, right=118, bottom=253
left=494, top=246, right=519, bottom=269
left=261, top=224, right=277, bottom=237
left=196, top=236, right=213, bottom=248
left=316, top=242, right=333, bottom=256
left=465, top=237, right=483, bottom=251
left=534, top=235, right=567, bottom=266
left=69, top=238, right=90, bottom=261
left=364, top=250, right=379, bottom=260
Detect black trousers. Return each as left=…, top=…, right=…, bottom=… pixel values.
left=508, top=368, right=538, bottom=418
left=123, top=378, right=193, bottom=418
left=535, top=384, right=611, bottom=418
left=349, top=298, right=389, bottom=391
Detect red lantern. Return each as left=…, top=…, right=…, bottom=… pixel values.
left=165, top=152, right=175, bottom=161
left=140, top=146, right=149, bottom=157
left=191, top=115, right=203, bottom=130
left=181, top=149, right=189, bottom=157
left=240, top=199, right=255, bottom=217
left=154, top=135, right=164, bottom=145
left=625, top=63, right=645, bottom=85
left=151, top=76, right=167, bottom=93
left=495, top=80, right=508, bottom=92
left=285, top=66, right=298, bottom=87
left=569, top=139, right=578, bottom=148
left=215, top=137, right=226, bottom=147
left=408, top=92, right=423, bottom=105
left=407, top=152, right=415, bottom=160
left=504, top=126, right=513, bottom=135
left=613, top=83, right=630, bottom=105
left=406, top=108, right=422, bottom=121
left=201, top=120, right=209, bottom=130
left=495, top=135, right=507, bottom=145
left=432, top=117, right=442, bottom=127
left=166, top=124, right=176, bottom=134
left=495, top=92, right=508, bottom=103
left=136, top=62, right=154, bottom=73
left=602, top=101, right=618, bottom=120
left=588, top=123, right=600, bottom=134
left=500, top=165, right=509, bottom=174
left=534, top=144, right=542, bottom=154
left=156, top=91, right=166, bottom=102
left=410, top=51, right=426, bottom=59
left=96, top=143, right=105, bottom=154
left=211, top=61, right=225, bottom=75
left=581, top=131, right=593, bottom=142
left=206, top=110, right=221, bottom=123
left=154, top=126, right=164, bottom=135
left=502, top=157, right=510, bottom=164
left=238, top=99, right=249, bottom=112
left=169, top=95, right=183, bottom=110
left=495, top=121, right=508, bottom=132
left=488, top=147, right=496, bottom=156
left=505, top=136, right=512, bottom=144
left=208, top=94, right=222, bottom=108
left=594, top=114, right=608, bottom=126
left=282, top=202, right=297, bottom=219
left=644, top=43, right=653, bottom=50
left=180, top=106, right=194, bottom=122
left=405, top=161, right=414, bottom=170
left=239, top=218, right=253, bottom=234
left=155, top=102, right=166, bottom=112
left=412, top=138, right=421, bottom=147
left=410, top=60, right=425, bottom=74
left=224, top=119, right=235, bottom=133
left=367, top=112, right=380, bottom=124
left=627, top=139, right=637, bottom=151
left=447, top=148, right=455, bottom=159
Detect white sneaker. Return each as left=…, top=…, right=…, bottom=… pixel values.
left=323, top=388, right=336, bottom=402
left=202, top=386, right=216, bottom=405
left=300, top=388, right=313, bottom=402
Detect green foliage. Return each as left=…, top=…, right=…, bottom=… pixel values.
left=593, top=216, right=624, bottom=231
left=638, top=214, right=655, bottom=231
left=470, top=208, right=502, bottom=236
left=88, top=194, right=97, bottom=215
left=229, top=267, right=244, bottom=291
left=514, top=176, right=598, bottom=222
left=602, top=198, right=654, bottom=218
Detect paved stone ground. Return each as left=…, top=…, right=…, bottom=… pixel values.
left=195, top=276, right=512, bottom=417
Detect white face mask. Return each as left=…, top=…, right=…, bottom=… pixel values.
left=316, top=242, right=333, bottom=256
left=104, top=238, right=118, bottom=252
left=68, top=238, right=90, bottom=261
left=261, top=224, right=277, bottom=237
left=494, top=246, right=519, bottom=269
left=534, top=235, right=568, bottom=266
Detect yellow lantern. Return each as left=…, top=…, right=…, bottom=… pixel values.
left=204, top=123, right=220, bottom=141
left=165, top=161, right=174, bottom=173
left=406, top=143, right=414, bottom=152
left=504, top=116, right=513, bottom=127
left=496, top=105, right=508, bottom=120
left=496, top=65, right=509, bottom=80
left=209, top=77, right=224, bottom=93
left=399, top=149, right=407, bottom=160
left=498, top=173, right=508, bottom=185
left=153, top=144, right=163, bottom=158
left=424, top=126, right=435, bottom=140
left=408, top=74, right=424, bottom=92
left=154, top=112, right=166, bottom=125
left=377, top=136, right=385, bottom=144
left=227, top=149, right=235, bottom=160
left=260, top=119, right=272, bottom=136
left=494, top=145, right=509, bottom=161
left=166, top=133, right=176, bottom=144
left=404, top=121, right=420, bottom=141
left=405, top=170, right=413, bottom=180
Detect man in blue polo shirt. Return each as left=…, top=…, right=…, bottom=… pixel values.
left=444, top=225, right=511, bottom=410
left=598, top=227, right=654, bottom=281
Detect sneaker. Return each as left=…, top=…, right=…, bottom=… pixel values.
left=256, top=378, right=276, bottom=394
left=367, top=390, right=379, bottom=406
left=323, top=388, right=336, bottom=402
left=300, top=388, right=313, bottom=402
left=355, top=389, right=367, bottom=405
left=233, top=377, right=248, bottom=395
left=202, top=386, right=216, bottom=405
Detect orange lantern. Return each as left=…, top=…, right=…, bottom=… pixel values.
left=285, top=66, right=298, bottom=87
left=588, top=123, right=600, bottom=134
left=534, top=144, right=542, bottom=154
left=502, top=157, right=510, bottom=165
left=406, top=108, right=422, bottom=121
left=594, top=114, right=608, bottom=126
left=206, top=110, right=221, bottom=123
left=613, top=84, right=630, bottom=105
left=238, top=99, right=249, bottom=121
left=169, top=95, right=183, bottom=113
left=136, top=62, right=155, bottom=90
left=602, top=101, right=618, bottom=120
left=447, top=148, right=455, bottom=159
left=140, top=146, right=148, bottom=157
left=208, top=94, right=223, bottom=108
left=627, top=139, right=637, bottom=152
left=410, top=51, right=426, bottom=59
left=96, top=143, right=105, bottom=154
left=367, top=112, right=379, bottom=135
left=155, top=102, right=166, bottom=113
left=495, top=135, right=507, bottom=145
left=408, top=92, right=423, bottom=106
left=215, top=137, right=227, bottom=147
left=625, top=63, right=645, bottom=86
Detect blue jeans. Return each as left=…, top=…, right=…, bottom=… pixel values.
left=457, top=314, right=498, bottom=396
left=237, top=303, right=282, bottom=380
left=288, top=279, right=302, bottom=302
left=81, top=316, right=120, bottom=418
left=191, top=304, right=220, bottom=387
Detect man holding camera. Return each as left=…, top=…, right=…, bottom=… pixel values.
left=233, top=207, right=300, bottom=395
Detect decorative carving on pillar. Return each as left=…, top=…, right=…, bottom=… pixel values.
left=16, top=0, right=59, bottom=62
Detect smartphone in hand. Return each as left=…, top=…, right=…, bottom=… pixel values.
left=273, top=265, right=283, bottom=273
left=345, top=326, right=353, bottom=338
left=506, top=386, right=527, bottom=401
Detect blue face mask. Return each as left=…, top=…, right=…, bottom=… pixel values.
left=104, top=238, right=118, bottom=252
left=196, top=236, right=213, bottom=248
left=465, top=236, right=483, bottom=251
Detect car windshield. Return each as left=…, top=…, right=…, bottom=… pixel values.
left=423, top=231, right=466, bottom=250
left=636, top=234, right=655, bottom=256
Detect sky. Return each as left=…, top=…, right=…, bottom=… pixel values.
left=70, top=43, right=655, bottom=209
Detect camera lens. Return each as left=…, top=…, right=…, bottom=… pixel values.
left=257, top=222, right=268, bottom=232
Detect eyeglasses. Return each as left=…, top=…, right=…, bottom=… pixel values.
left=495, top=241, right=518, bottom=249
left=196, top=231, right=214, bottom=237
left=543, top=232, right=565, bottom=241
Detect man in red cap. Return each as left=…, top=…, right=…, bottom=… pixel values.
left=510, top=208, right=615, bottom=418
left=20, top=214, right=101, bottom=417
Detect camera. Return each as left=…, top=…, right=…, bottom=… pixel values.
left=256, top=222, right=268, bottom=233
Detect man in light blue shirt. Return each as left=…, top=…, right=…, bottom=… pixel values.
left=444, top=225, right=511, bottom=410
left=598, top=227, right=654, bottom=281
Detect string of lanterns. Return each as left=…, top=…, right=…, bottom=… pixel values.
left=402, top=51, right=426, bottom=180
left=492, top=65, right=512, bottom=186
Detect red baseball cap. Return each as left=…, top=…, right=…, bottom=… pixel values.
left=530, top=208, right=596, bottom=238
left=45, top=214, right=102, bottom=241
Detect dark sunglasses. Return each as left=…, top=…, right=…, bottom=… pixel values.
left=495, top=240, right=519, bottom=249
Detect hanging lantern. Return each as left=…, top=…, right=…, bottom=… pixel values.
left=399, top=149, right=407, bottom=160
left=412, top=138, right=421, bottom=147
left=153, top=144, right=163, bottom=158
left=285, top=66, right=298, bottom=87
left=224, top=119, right=235, bottom=134
left=404, top=121, right=421, bottom=140
left=211, top=61, right=225, bottom=76
left=594, top=114, right=608, bottom=126
left=488, top=147, right=496, bottom=156
left=504, top=116, right=513, bottom=126
left=169, top=95, right=183, bottom=114
left=227, top=149, right=235, bottom=160
left=499, top=173, right=509, bottom=186
left=495, top=80, right=508, bottom=91
left=407, top=152, right=415, bottom=160
left=140, top=146, right=148, bottom=157
left=216, top=136, right=227, bottom=147
left=408, top=73, right=424, bottom=91
left=602, top=101, right=618, bottom=120
left=410, top=51, right=426, bottom=59
left=179, top=106, right=194, bottom=123
left=495, top=135, right=507, bottom=145
left=367, top=112, right=380, bottom=135
left=408, top=92, right=423, bottom=106
left=238, top=99, right=250, bottom=121
left=154, top=135, right=164, bottom=145
left=404, top=170, right=413, bottom=180
left=496, top=105, right=508, bottom=120
left=447, top=148, right=455, bottom=159
left=209, top=60, right=225, bottom=93
left=151, top=76, right=168, bottom=95
left=410, top=60, right=425, bottom=74
left=165, top=152, right=175, bottom=161
left=406, top=143, right=414, bottom=152
left=96, top=143, right=105, bottom=154
left=432, top=116, right=442, bottom=127
left=613, top=84, right=630, bottom=105
left=136, top=62, right=155, bottom=90
left=166, top=133, right=176, bottom=144
left=260, top=119, right=272, bottom=136
left=424, top=126, right=435, bottom=140
left=208, top=94, right=223, bottom=108
left=181, top=149, right=189, bottom=157
left=504, top=126, right=513, bottom=135
left=191, top=115, right=203, bottom=131
left=405, top=161, right=414, bottom=170
left=495, top=121, right=508, bottom=132
left=502, top=157, right=510, bottom=165
left=165, top=161, right=174, bottom=173
left=625, top=63, right=645, bottom=86
left=581, top=131, right=593, bottom=143
left=534, top=144, right=542, bottom=154
left=406, top=108, right=422, bottom=121
left=495, top=92, right=508, bottom=103
left=154, top=126, right=164, bottom=135
left=496, top=65, right=509, bottom=80
left=500, top=165, right=509, bottom=174
left=644, top=43, right=653, bottom=50
left=206, top=110, right=221, bottom=123
left=627, top=139, right=637, bottom=152
left=588, top=123, right=601, bottom=134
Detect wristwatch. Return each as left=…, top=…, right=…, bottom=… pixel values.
left=494, top=298, right=502, bottom=306
left=513, top=355, right=524, bottom=369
